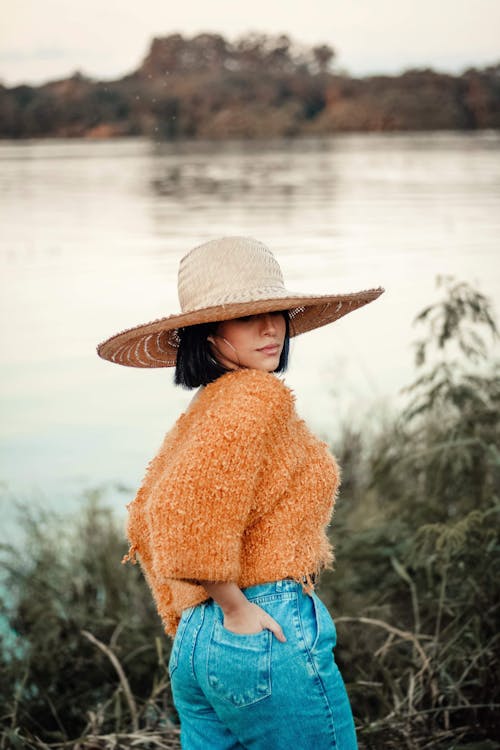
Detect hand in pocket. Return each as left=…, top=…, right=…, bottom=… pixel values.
left=223, top=600, right=287, bottom=642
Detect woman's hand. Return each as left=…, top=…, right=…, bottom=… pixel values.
left=197, top=579, right=287, bottom=643
left=223, top=600, right=287, bottom=642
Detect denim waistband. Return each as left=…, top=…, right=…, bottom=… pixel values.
left=237, top=577, right=311, bottom=598
left=182, top=578, right=315, bottom=623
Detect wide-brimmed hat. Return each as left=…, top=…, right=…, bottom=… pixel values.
left=96, top=236, right=385, bottom=368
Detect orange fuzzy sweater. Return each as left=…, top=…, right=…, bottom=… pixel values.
left=123, top=368, right=341, bottom=637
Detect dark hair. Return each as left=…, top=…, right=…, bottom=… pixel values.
left=174, top=312, right=291, bottom=389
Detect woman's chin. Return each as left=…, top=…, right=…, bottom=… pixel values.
left=252, top=357, right=281, bottom=373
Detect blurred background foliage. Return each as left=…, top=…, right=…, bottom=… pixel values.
left=321, top=275, right=500, bottom=748
left=0, top=32, right=499, bottom=139
left=0, top=274, right=499, bottom=749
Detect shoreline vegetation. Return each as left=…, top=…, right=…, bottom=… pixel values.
left=1, top=274, right=499, bottom=749
left=0, top=33, right=499, bottom=140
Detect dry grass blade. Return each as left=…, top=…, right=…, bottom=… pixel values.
left=81, top=631, right=139, bottom=733
left=75, top=729, right=181, bottom=749
left=336, top=616, right=433, bottom=678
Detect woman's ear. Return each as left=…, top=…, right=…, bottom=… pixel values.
left=207, top=335, right=215, bottom=345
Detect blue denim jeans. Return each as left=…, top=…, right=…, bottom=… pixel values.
left=168, top=578, right=358, bottom=749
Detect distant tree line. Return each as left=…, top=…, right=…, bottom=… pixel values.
left=0, top=32, right=499, bottom=139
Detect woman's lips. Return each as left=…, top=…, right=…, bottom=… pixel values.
left=257, top=344, right=280, bottom=354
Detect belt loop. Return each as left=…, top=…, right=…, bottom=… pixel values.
left=275, top=579, right=284, bottom=592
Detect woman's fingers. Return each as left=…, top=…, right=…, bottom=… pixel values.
left=223, top=601, right=287, bottom=641
left=267, top=618, right=287, bottom=642
left=256, top=604, right=286, bottom=642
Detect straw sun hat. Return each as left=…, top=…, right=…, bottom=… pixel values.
left=96, top=236, right=385, bottom=368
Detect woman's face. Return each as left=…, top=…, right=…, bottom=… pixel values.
left=208, top=312, right=287, bottom=372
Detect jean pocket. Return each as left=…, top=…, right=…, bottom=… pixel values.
left=303, top=592, right=337, bottom=653
left=207, top=618, right=272, bottom=707
left=168, top=606, right=195, bottom=679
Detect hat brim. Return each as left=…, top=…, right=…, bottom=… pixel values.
left=96, top=287, right=385, bottom=368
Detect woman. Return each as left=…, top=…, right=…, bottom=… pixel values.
left=97, top=236, right=384, bottom=749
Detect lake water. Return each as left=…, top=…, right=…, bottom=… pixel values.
left=1, top=132, right=499, bottom=526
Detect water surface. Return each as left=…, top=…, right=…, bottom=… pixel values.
left=1, top=132, right=499, bottom=520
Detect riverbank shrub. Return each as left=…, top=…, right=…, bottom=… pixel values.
left=321, top=275, right=500, bottom=747
left=0, top=497, right=176, bottom=748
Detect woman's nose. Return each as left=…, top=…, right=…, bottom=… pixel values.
left=260, top=313, right=277, bottom=334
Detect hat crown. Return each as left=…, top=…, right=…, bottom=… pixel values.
left=178, top=236, right=288, bottom=312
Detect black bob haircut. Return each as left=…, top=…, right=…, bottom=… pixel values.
left=174, top=311, right=291, bottom=389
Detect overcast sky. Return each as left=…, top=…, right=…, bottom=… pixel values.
left=1, top=0, right=499, bottom=86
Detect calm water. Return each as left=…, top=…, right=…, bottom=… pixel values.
left=1, top=132, right=499, bottom=523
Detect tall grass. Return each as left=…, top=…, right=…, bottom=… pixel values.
left=1, top=275, right=498, bottom=749
left=0, top=498, right=177, bottom=748
left=321, top=275, right=500, bottom=748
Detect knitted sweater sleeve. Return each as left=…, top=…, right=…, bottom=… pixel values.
left=146, top=370, right=293, bottom=583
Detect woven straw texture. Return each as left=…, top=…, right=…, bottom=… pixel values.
left=97, top=237, right=385, bottom=368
